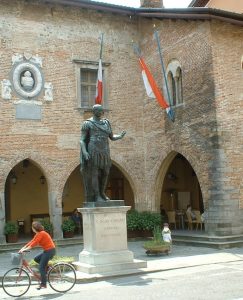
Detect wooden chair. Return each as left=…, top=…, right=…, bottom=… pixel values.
left=167, top=211, right=177, bottom=229
left=185, top=211, right=197, bottom=230
left=194, top=210, right=203, bottom=230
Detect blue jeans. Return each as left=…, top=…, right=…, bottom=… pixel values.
left=34, top=248, right=56, bottom=285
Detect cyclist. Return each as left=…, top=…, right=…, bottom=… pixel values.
left=19, top=221, right=56, bottom=290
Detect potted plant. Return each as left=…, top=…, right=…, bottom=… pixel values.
left=143, top=226, right=171, bottom=255
left=62, top=219, right=76, bottom=238
left=4, top=221, right=19, bottom=243
left=127, top=210, right=162, bottom=238
left=126, top=210, right=141, bottom=237
left=40, top=219, right=53, bottom=237
left=139, top=211, right=162, bottom=236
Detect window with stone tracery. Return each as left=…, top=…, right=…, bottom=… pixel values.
left=166, top=60, right=183, bottom=106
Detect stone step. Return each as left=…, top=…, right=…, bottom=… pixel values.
left=172, top=231, right=243, bottom=244
left=173, top=236, right=243, bottom=249
left=73, top=259, right=147, bottom=275
left=0, top=237, right=83, bottom=253
left=1, top=233, right=243, bottom=252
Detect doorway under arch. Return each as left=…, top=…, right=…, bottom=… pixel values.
left=106, top=164, right=134, bottom=208
left=62, top=163, right=135, bottom=212
left=160, top=153, right=203, bottom=227
left=5, top=159, right=48, bottom=236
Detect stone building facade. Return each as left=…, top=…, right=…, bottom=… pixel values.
left=0, top=0, right=242, bottom=241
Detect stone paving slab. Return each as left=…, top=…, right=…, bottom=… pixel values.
left=1, top=241, right=243, bottom=282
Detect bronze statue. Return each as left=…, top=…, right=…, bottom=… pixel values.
left=80, top=104, right=126, bottom=202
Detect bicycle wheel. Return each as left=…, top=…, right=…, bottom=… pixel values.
left=2, top=267, right=31, bottom=297
left=48, top=262, right=76, bottom=292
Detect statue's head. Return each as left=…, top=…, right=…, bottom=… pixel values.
left=24, top=71, right=31, bottom=77
left=92, top=104, right=104, bottom=116
left=93, top=104, right=103, bottom=111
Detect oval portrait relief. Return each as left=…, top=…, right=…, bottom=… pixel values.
left=11, top=61, right=44, bottom=99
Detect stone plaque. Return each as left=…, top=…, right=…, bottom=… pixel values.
left=15, top=103, right=42, bottom=120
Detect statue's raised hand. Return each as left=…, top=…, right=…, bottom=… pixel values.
left=120, top=130, right=126, bottom=138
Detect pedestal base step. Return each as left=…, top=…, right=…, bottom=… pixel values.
left=73, top=259, right=147, bottom=275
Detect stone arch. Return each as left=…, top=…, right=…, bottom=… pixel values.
left=59, top=157, right=136, bottom=207
left=58, top=158, right=81, bottom=209
left=111, top=160, right=136, bottom=202
left=61, top=165, right=83, bottom=212
left=109, top=160, right=135, bottom=208
left=0, top=153, right=51, bottom=190
left=166, top=59, right=181, bottom=78
left=154, top=150, right=177, bottom=210
left=154, top=149, right=205, bottom=212
left=4, top=157, right=49, bottom=234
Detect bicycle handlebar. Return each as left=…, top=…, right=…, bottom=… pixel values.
left=18, top=250, right=30, bottom=255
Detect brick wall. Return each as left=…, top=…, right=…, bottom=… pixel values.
left=0, top=0, right=242, bottom=236
left=137, top=18, right=215, bottom=210
left=208, top=21, right=243, bottom=234
left=0, top=0, right=145, bottom=209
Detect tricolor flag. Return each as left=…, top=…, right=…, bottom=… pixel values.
left=139, top=57, right=174, bottom=121
left=95, top=58, right=103, bottom=104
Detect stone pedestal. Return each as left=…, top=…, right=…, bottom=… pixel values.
left=74, top=202, right=146, bottom=274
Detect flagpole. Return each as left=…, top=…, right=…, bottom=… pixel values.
left=99, top=33, right=104, bottom=60
left=132, top=42, right=141, bottom=58
left=95, top=33, right=104, bottom=104
left=154, top=29, right=175, bottom=121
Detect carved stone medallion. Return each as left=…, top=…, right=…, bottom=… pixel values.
left=10, top=55, right=44, bottom=100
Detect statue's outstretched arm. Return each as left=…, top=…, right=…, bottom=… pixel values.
left=110, top=130, right=126, bottom=141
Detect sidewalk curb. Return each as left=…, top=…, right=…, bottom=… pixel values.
left=0, top=258, right=243, bottom=287
left=2, top=255, right=242, bottom=286
left=73, top=256, right=243, bottom=284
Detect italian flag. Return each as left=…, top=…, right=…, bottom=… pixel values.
left=139, top=57, right=174, bottom=121
left=139, top=57, right=168, bottom=108
left=95, top=59, right=103, bottom=104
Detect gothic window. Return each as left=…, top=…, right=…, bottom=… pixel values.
left=74, top=60, right=108, bottom=109
left=176, top=68, right=183, bottom=105
left=168, top=71, right=176, bottom=106
left=166, top=60, right=183, bottom=106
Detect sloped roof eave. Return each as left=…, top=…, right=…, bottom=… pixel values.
left=39, top=0, right=243, bottom=26
left=136, top=8, right=243, bottom=26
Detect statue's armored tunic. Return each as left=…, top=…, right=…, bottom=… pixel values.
left=80, top=104, right=126, bottom=203
left=80, top=118, right=112, bottom=171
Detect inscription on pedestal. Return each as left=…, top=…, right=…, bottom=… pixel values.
left=99, top=215, right=123, bottom=238
left=80, top=207, right=129, bottom=253
left=95, top=213, right=127, bottom=251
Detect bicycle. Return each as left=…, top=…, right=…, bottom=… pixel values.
left=2, top=251, right=77, bottom=297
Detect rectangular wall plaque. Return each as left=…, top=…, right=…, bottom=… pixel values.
left=15, top=103, right=42, bottom=120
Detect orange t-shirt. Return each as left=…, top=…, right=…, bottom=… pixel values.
left=26, top=231, right=55, bottom=251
